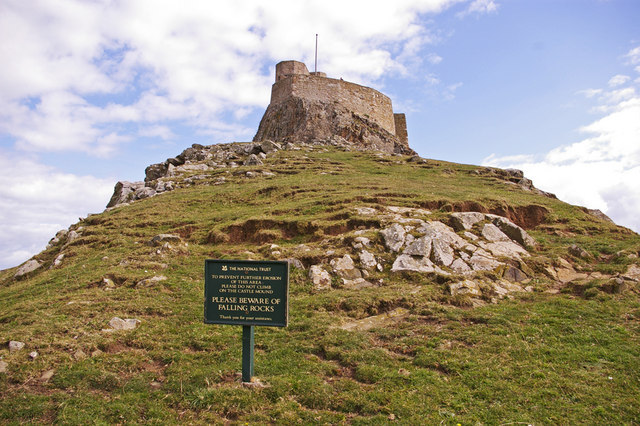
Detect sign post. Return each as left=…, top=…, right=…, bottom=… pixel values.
left=204, top=259, right=289, bottom=382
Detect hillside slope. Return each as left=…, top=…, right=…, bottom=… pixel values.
left=1, top=141, right=640, bottom=424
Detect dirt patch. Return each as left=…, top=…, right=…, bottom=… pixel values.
left=416, top=200, right=548, bottom=229
left=224, top=219, right=319, bottom=243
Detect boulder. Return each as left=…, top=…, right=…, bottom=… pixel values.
left=380, top=223, right=406, bottom=252
left=403, top=236, right=432, bottom=257
left=244, top=154, right=263, bottom=166
left=14, top=260, right=41, bottom=278
left=330, top=255, right=362, bottom=280
left=503, top=265, right=528, bottom=282
left=450, top=258, right=472, bottom=274
left=467, top=251, right=502, bottom=271
left=622, top=264, right=640, bottom=281
left=135, top=275, right=167, bottom=288
left=481, top=223, right=511, bottom=242
left=449, top=280, right=482, bottom=297
left=145, top=163, right=169, bottom=182
left=489, top=216, right=535, bottom=248
left=430, top=239, right=455, bottom=267
left=134, top=186, right=156, bottom=200
left=309, top=265, right=332, bottom=290
left=9, top=341, right=25, bottom=352
left=449, top=212, right=485, bottom=231
left=148, top=234, right=182, bottom=247
left=106, top=181, right=144, bottom=207
left=391, top=254, right=439, bottom=273
left=568, top=244, right=592, bottom=259
left=359, top=250, right=378, bottom=270
left=107, top=317, right=140, bottom=331
left=259, top=140, right=281, bottom=154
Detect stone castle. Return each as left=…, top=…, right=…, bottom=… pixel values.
left=253, top=60, right=414, bottom=155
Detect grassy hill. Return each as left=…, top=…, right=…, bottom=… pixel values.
left=1, top=143, right=639, bottom=424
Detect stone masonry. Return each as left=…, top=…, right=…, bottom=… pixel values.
left=254, top=61, right=413, bottom=155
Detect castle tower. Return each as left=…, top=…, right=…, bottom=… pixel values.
left=253, top=60, right=412, bottom=155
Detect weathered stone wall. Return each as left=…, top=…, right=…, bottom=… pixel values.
left=275, top=60, right=310, bottom=82
left=270, top=74, right=396, bottom=135
left=394, top=113, right=408, bottom=145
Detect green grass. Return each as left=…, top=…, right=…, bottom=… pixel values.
left=1, top=145, right=639, bottom=424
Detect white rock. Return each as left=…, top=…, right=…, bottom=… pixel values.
left=391, top=254, right=437, bottom=273
left=451, top=258, right=472, bottom=274
left=0, top=361, right=7, bottom=373
left=359, top=250, right=378, bottom=270
left=481, top=223, right=511, bottom=242
left=449, top=212, right=485, bottom=231
left=14, top=260, right=42, bottom=278
left=330, top=255, right=362, bottom=280
left=108, top=317, right=140, bottom=330
left=403, top=236, right=432, bottom=257
left=355, top=207, right=377, bottom=215
left=381, top=223, right=406, bottom=252
left=468, top=252, right=503, bottom=271
left=29, top=351, right=38, bottom=360
left=9, top=341, right=25, bottom=352
left=431, top=239, right=454, bottom=267
left=449, top=280, right=482, bottom=297
left=309, top=265, right=332, bottom=290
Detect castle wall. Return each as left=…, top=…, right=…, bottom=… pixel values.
left=275, top=61, right=310, bottom=82
left=270, top=74, right=396, bottom=135
left=394, top=113, right=408, bottom=145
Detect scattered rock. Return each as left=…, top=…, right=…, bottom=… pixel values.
left=359, top=250, right=378, bottom=270
left=136, top=275, right=167, bottom=288
left=381, top=223, right=406, bottom=252
left=309, top=265, right=332, bottom=290
left=9, top=341, right=25, bottom=352
left=259, top=140, right=281, bottom=154
left=449, top=212, right=485, bottom=231
left=105, top=317, right=140, bottom=331
left=91, top=349, right=104, bottom=357
left=40, top=369, right=55, bottom=381
left=51, top=253, right=65, bottom=268
left=14, top=259, right=42, bottom=278
left=503, top=265, right=528, bottom=282
left=489, top=216, right=535, bottom=248
left=403, top=236, right=432, bottom=257
left=568, top=244, right=592, bottom=259
left=29, top=351, right=38, bottom=360
left=623, top=264, right=640, bottom=281
left=330, top=255, right=362, bottom=281
left=74, top=350, right=88, bottom=361
left=286, top=258, right=305, bottom=270
left=148, top=234, right=182, bottom=246
left=0, top=361, right=7, bottom=373
left=391, top=254, right=440, bottom=274
left=340, top=308, right=408, bottom=331
left=244, top=154, right=263, bottom=166
left=355, top=207, right=377, bottom=216
left=449, top=280, right=482, bottom=297
left=107, top=181, right=145, bottom=207
left=481, top=223, right=511, bottom=242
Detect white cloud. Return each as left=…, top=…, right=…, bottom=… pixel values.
left=458, top=0, right=499, bottom=17
left=0, top=0, right=470, bottom=156
left=484, top=47, right=640, bottom=232
left=608, top=74, right=630, bottom=87
left=0, top=152, right=114, bottom=270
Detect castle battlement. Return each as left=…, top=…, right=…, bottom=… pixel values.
left=254, top=60, right=411, bottom=154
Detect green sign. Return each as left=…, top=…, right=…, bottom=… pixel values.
left=204, top=259, right=289, bottom=327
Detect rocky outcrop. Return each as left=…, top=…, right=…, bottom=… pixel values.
left=253, top=98, right=415, bottom=155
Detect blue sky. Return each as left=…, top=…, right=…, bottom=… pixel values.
left=1, top=0, right=639, bottom=269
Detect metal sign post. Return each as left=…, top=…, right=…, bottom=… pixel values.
left=205, top=259, right=289, bottom=383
